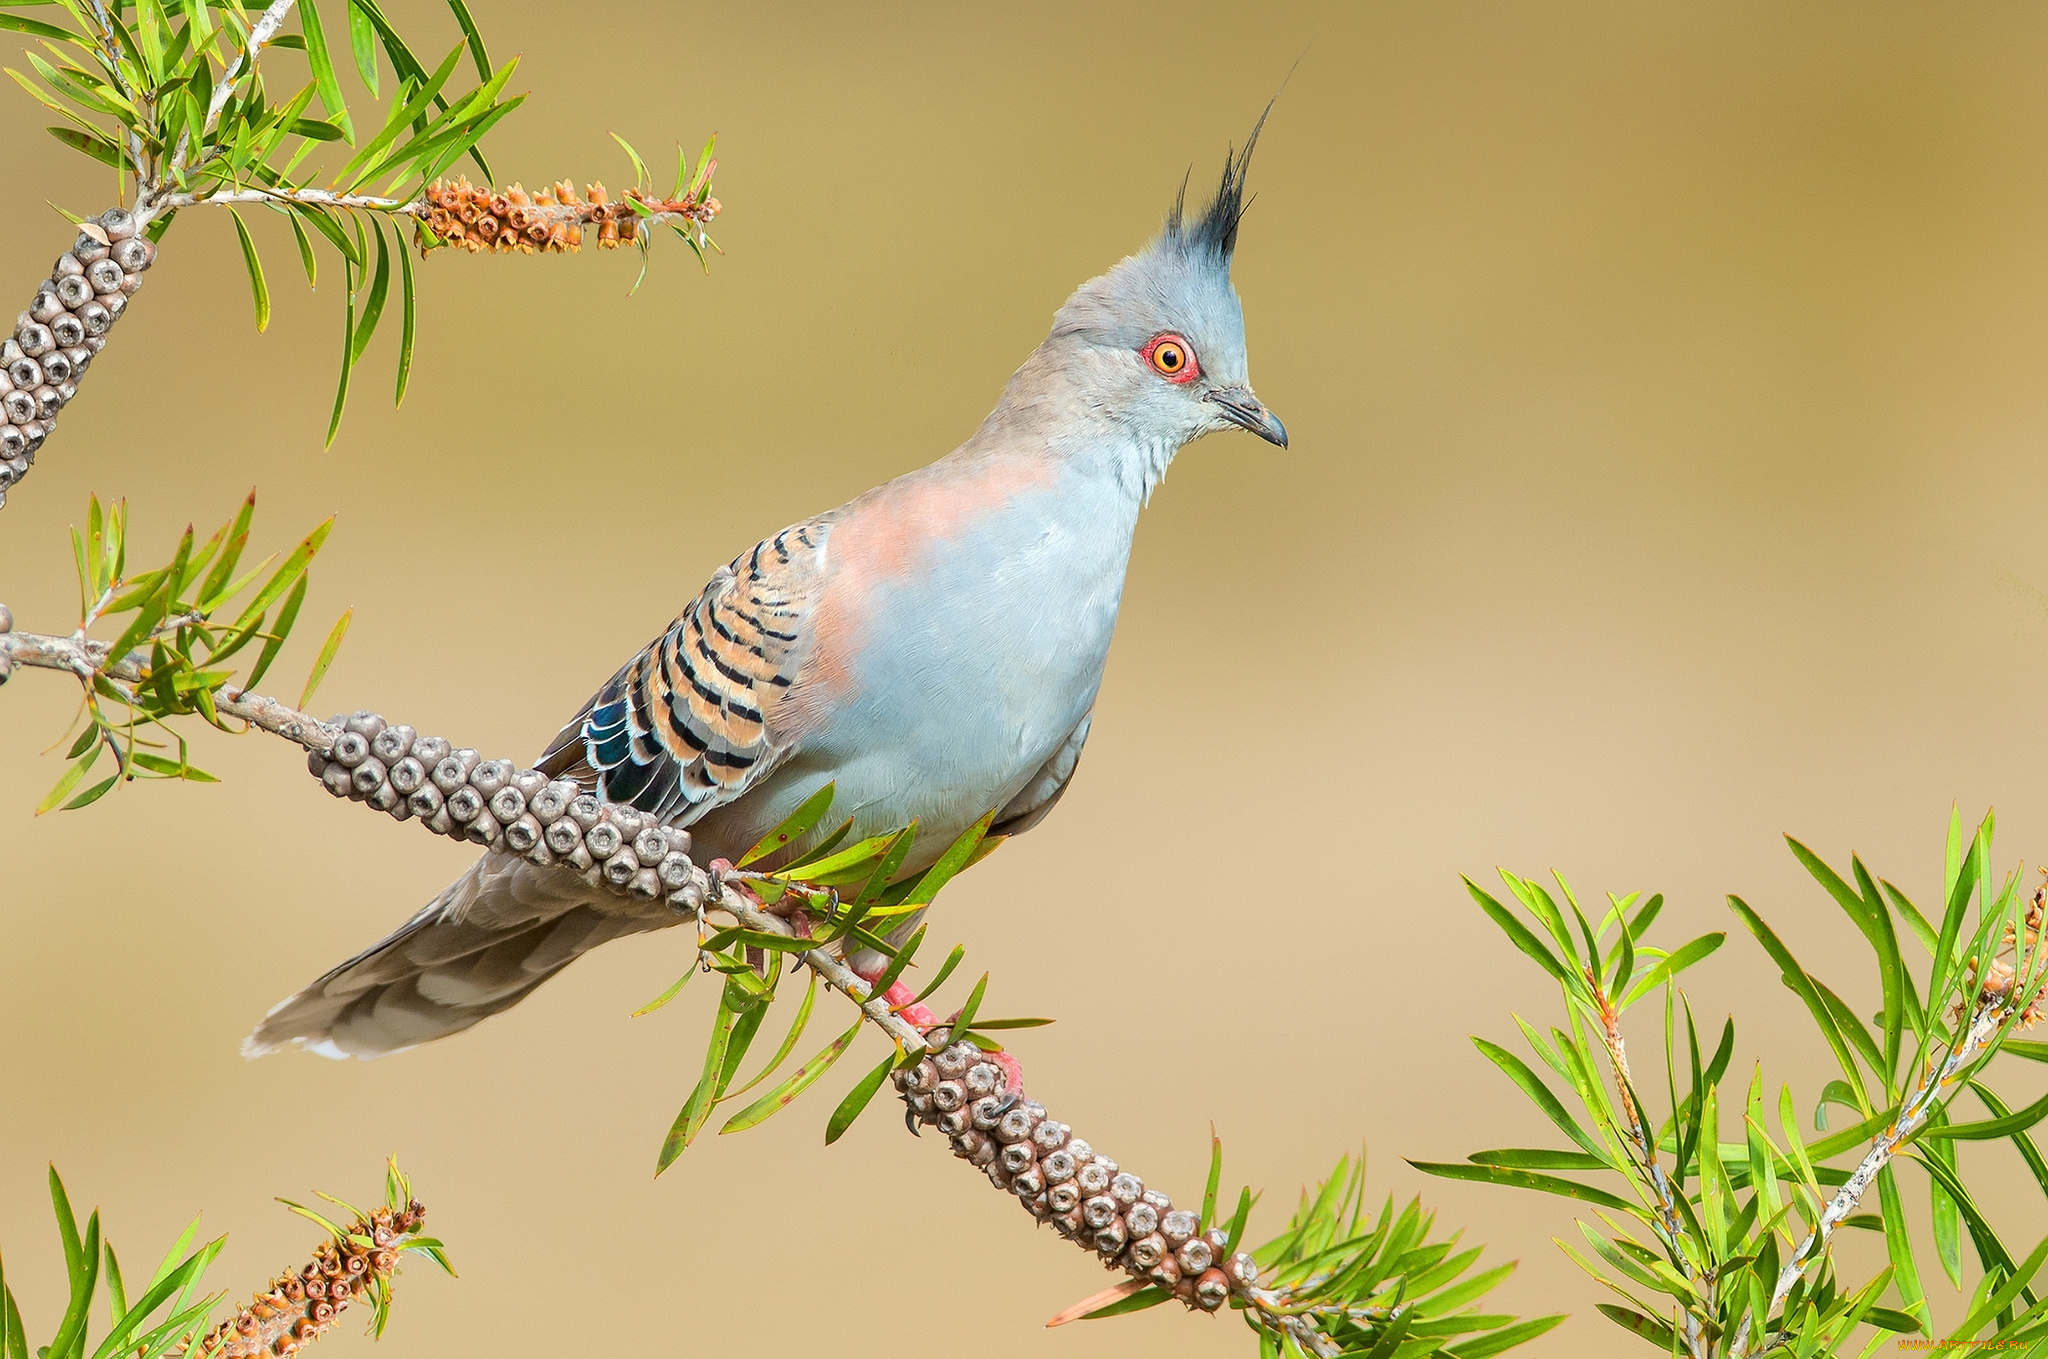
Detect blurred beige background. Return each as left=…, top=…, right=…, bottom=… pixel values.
left=7, top=1, right=2048, bottom=1354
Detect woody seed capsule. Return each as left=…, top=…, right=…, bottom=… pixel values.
left=1110, top=1172, right=1144, bottom=1205
left=112, top=237, right=153, bottom=271
left=102, top=295, right=125, bottom=323
left=1033, top=1120, right=1068, bottom=1152
left=658, top=852, right=693, bottom=889
left=1048, top=1182, right=1081, bottom=1214
left=938, top=1109, right=971, bottom=1136
left=409, top=735, right=450, bottom=766
left=7, top=358, right=40, bottom=389
left=603, top=848, right=640, bottom=885
left=321, top=763, right=354, bottom=798
left=462, top=808, right=501, bottom=845
left=931, top=1081, right=966, bottom=1112
left=1077, top=1161, right=1112, bottom=1195
left=343, top=709, right=383, bottom=736
left=351, top=759, right=389, bottom=795
left=388, top=756, right=426, bottom=794
left=544, top=818, right=583, bottom=854
left=529, top=781, right=571, bottom=822
left=3, top=392, right=33, bottom=423
left=936, top=1048, right=974, bottom=1080
left=569, top=793, right=603, bottom=826
left=1160, top=1210, right=1199, bottom=1246
left=489, top=785, right=526, bottom=823
left=30, top=291, right=61, bottom=324
left=0, top=427, right=22, bottom=458
left=52, top=315, right=84, bottom=348
left=1128, top=1233, right=1166, bottom=1269
left=1083, top=1195, right=1119, bottom=1229
left=447, top=786, right=484, bottom=823
left=585, top=821, right=622, bottom=858
left=71, top=235, right=108, bottom=265
left=1000, top=1142, right=1035, bottom=1174
left=1041, top=1150, right=1076, bottom=1183
left=1126, top=1202, right=1159, bottom=1237
left=331, top=731, right=370, bottom=767
left=1194, top=1269, right=1230, bottom=1311
left=371, top=724, right=416, bottom=761
left=1228, top=1254, right=1258, bottom=1288
left=469, top=759, right=511, bottom=795
left=408, top=784, right=444, bottom=818
left=98, top=209, right=136, bottom=240
left=504, top=815, right=541, bottom=852
left=367, top=782, right=403, bottom=813
left=76, top=302, right=110, bottom=336
left=87, top=259, right=124, bottom=294
left=1095, top=1218, right=1128, bottom=1257
left=55, top=275, right=92, bottom=308
left=633, top=827, right=669, bottom=862
left=33, top=387, right=60, bottom=420
left=997, top=1106, right=1039, bottom=1143
left=1012, top=1165, right=1045, bottom=1197
left=1177, top=1238, right=1213, bottom=1274
left=39, top=352, right=70, bottom=384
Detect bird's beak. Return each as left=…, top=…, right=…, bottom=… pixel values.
left=1205, top=386, right=1288, bottom=448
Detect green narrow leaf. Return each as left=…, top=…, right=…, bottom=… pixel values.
left=1877, top=1163, right=1929, bottom=1333
left=1471, top=1037, right=1612, bottom=1162
left=610, top=130, right=651, bottom=187
left=948, top=972, right=990, bottom=1036
left=1466, top=877, right=1571, bottom=984
left=909, top=944, right=966, bottom=1006
left=1407, top=1160, right=1639, bottom=1213
left=823, top=1052, right=896, bottom=1145
left=899, top=810, right=997, bottom=908
left=632, top=963, right=696, bottom=1017
left=45, top=125, right=125, bottom=170
left=1728, top=894, right=1869, bottom=1108
left=1202, top=1129, right=1223, bottom=1228
left=721, top=974, right=819, bottom=1103
left=296, top=0, right=353, bottom=142
left=349, top=220, right=390, bottom=365
left=393, top=229, right=415, bottom=406
left=345, top=0, right=377, bottom=95
left=720, top=1014, right=861, bottom=1134
left=243, top=575, right=305, bottom=690
left=1620, top=932, right=1726, bottom=1007
left=657, top=998, right=738, bottom=1174
left=288, top=208, right=318, bottom=286
left=739, top=782, right=835, bottom=867
left=326, top=257, right=356, bottom=447
left=36, top=742, right=99, bottom=816
left=299, top=607, right=351, bottom=708
left=443, top=0, right=489, bottom=80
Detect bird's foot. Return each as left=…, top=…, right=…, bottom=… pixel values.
left=704, top=858, right=762, bottom=907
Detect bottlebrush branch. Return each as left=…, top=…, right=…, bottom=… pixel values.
left=0, top=0, right=722, bottom=504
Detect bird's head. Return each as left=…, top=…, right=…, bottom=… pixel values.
left=1042, top=108, right=1287, bottom=459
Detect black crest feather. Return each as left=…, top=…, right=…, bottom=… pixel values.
left=1166, top=101, right=1272, bottom=263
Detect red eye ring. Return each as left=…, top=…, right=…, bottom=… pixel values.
left=1141, top=333, right=1200, bottom=384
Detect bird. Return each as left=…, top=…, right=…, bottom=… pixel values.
left=248, top=113, right=1288, bottom=1061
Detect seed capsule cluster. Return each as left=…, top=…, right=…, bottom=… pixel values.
left=0, top=601, right=11, bottom=683
left=1, top=208, right=153, bottom=504
left=188, top=1199, right=426, bottom=1358
left=897, top=1038, right=1258, bottom=1314
left=418, top=177, right=722, bottom=254
left=305, top=709, right=709, bottom=907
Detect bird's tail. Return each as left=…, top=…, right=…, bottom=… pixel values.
left=245, top=850, right=674, bottom=1059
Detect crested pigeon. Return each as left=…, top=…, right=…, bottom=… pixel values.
left=249, top=117, right=1287, bottom=1060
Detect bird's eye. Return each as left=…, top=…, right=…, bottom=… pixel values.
left=1142, top=334, right=1200, bottom=383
